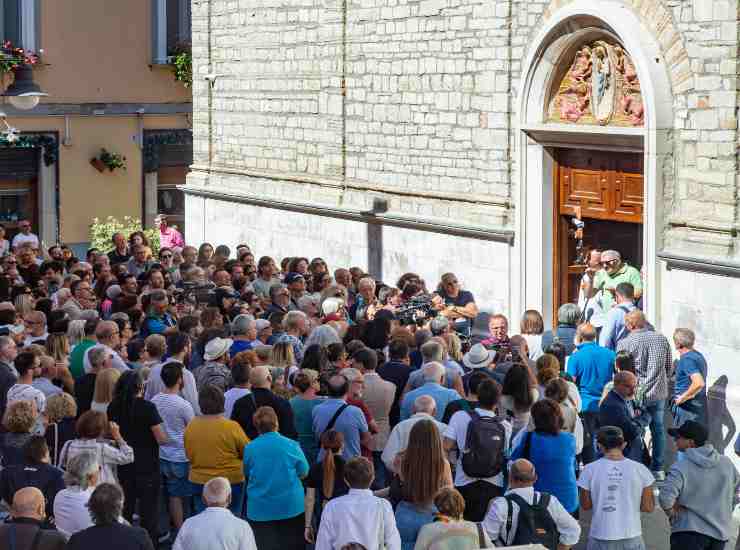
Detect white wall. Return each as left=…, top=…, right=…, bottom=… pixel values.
left=185, top=195, right=510, bottom=314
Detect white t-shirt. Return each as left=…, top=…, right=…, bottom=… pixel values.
left=224, top=387, right=251, bottom=419
left=577, top=457, right=654, bottom=540
left=151, top=392, right=195, bottom=463
left=444, top=408, right=512, bottom=488
left=7, top=383, right=46, bottom=413
left=11, top=232, right=39, bottom=250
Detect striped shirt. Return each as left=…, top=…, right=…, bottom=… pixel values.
left=616, top=328, right=672, bottom=402
left=59, top=438, right=134, bottom=484
left=151, top=393, right=195, bottom=463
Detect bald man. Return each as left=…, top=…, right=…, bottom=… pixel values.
left=231, top=365, right=297, bottom=440
left=599, top=371, right=650, bottom=462
left=483, top=459, right=581, bottom=548
left=0, top=487, right=66, bottom=550
left=173, top=477, right=257, bottom=550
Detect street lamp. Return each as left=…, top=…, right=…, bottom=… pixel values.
left=2, top=64, right=47, bottom=110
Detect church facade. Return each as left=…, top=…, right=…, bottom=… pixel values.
left=184, top=0, right=740, bottom=408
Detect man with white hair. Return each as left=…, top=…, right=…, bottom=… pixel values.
left=82, top=321, right=128, bottom=373
left=173, top=477, right=257, bottom=550
left=382, top=395, right=447, bottom=473
left=400, top=362, right=460, bottom=422
left=229, top=314, right=257, bottom=356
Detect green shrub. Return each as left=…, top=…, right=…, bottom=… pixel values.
left=89, top=216, right=159, bottom=255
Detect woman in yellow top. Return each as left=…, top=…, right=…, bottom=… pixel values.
left=185, top=385, right=250, bottom=516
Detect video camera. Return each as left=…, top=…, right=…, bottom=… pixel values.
left=173, top=281, right=216, bottom=306
left=394, top=294, right=438, bottom=326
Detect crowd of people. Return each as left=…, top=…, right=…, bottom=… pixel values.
left=0, top=221, right=737, bottom=550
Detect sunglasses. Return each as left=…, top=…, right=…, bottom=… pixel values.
left=601, top=259, right=619, bottom=267
left=160, top=254, right=173, bottom=259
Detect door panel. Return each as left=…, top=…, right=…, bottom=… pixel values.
left=553, top=149, right=644, bottom=315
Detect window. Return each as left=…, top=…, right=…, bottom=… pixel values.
left=0, top=0, right=40, bottom=52
left=152, top=0, right=191, bottom=65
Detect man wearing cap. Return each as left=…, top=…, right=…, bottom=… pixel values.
left=661, top=421, right=740, bottom=550
left=461, top=343, right=505, bottom=388
left=587, top=249, right=642, bottom=314
left=193, top=337, right=233, bottom=393
left=254, top=319, right=272, bottom=345
left=284, top=272, right=306, bottom=311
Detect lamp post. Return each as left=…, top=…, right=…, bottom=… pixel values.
left=2, top=63, right=47, bottom=111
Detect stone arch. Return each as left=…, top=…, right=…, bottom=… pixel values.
left=535, top=0, right=692, bottom=95
left=514, top=0, right=678, bottom=328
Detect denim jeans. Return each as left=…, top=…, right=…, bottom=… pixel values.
left=372, top=451, right=387, bottom=490
left=581, top=411, right=601, bottom=465
left=395, top=501, right=436, bottom=550
left=643, top=399, right=666, bottom=472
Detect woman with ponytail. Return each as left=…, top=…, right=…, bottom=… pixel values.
left=303, top=430, right=349, bottom=543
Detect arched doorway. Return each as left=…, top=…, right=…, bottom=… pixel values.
left=514, top=2, right=676, bottom=329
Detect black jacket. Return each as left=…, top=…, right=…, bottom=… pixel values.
left=377, top=360, right=410, bottom=427
left=0, top=518, right=66, bottom=550
left=67, top=523, right=154, bottom=550
left=0, top=361, right=17, bottom=427
left=231, top=387, right=298, bottom=440
left=599, top=389, right=648, bottom=461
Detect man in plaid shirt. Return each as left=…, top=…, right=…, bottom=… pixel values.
left=617, top=309, right=672, bottom=480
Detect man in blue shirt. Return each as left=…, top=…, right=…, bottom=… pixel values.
left=567, top=323, right=616, bottom=464
left=599, top=282, right=636, bottom=350
left=312, top=374, right=370, bottom=460
left=672, top=328, right=707, bottom=427
left=400, top=362, right=461, bottom=422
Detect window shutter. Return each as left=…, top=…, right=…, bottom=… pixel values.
left=1, top=0, right=22, bottom=46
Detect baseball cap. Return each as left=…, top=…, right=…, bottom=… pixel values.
left=255, top=319, right=271, bottom=332
left=284, top=272, right=305, bottom=285
left=668, top=421, right=707, bottom=446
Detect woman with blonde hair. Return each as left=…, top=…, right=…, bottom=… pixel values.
left=14, top=292, right=34, bottom=318
left=0, top=400, right=37, bottom=466
left=45, top=393, right=78, bottom=466
left=46, top=332, right=74, bottom=393
left=394, top=419, right=453, bottom=550
left=272, top=340, right=296, bottom=384
left=91, top=368, right=121, bottom=415
left=413, top=488, right=493, bottom=549
left=520, top=309, right=545, bottom=360
left=66, top=319, right=86, bottom=347
left=445, top=332, right=463, bottom=364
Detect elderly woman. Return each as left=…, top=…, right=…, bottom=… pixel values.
left=59, top=410, right=134, bottom=484
left=243, top=406, right=309, bottom=550
left=45, top=392, right=78, bottom=466
left=53, top=451, right=99, bottom=538
left=413, top=487, right=493, bottom=549
left=1, top=400, right=37, bottom=467
left=185, top=385, right=249, bottom=516
left=541, top=303, right=581, bottom=357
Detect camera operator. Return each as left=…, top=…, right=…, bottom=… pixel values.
left=432, top=273, right=478, bottom=336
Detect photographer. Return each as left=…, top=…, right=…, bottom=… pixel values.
left=433, top=273, right=478, bottom=337
left=140, top=290, right=177, bottom=338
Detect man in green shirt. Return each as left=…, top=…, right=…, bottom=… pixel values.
left=590, top=249, right=643, bottom=311
left=69, top=319, right=98, bottom=379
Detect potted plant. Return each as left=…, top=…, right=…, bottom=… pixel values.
left=0, top=41, right=41, bottom=75
left=91, top=148, right=126, bottom=172
left=168, top=42, right=192, bottom=88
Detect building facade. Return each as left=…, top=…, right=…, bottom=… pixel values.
left=185, top=0, right=740, bottom=445
left=0, top=0, right=193, bottom=253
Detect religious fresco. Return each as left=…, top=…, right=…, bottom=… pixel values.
left=547, top=40, right=644, bottom=127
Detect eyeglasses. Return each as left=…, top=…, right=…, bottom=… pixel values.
left=446, top=280, right=458, bottom=285
left=600, top=259, right=619, bottom=267
left=160, top=254, right=173, bottom=259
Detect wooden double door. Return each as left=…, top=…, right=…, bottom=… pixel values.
left=554, top=148, right=644, bottom=311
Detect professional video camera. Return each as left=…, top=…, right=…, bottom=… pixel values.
left=394, top=294, right=438, bottom=326
left=173, top=281, right=216, bottom=306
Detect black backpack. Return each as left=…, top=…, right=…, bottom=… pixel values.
left=460, top=410, right=506, bottom=478
left=504, top=492, right=559, bottom=550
